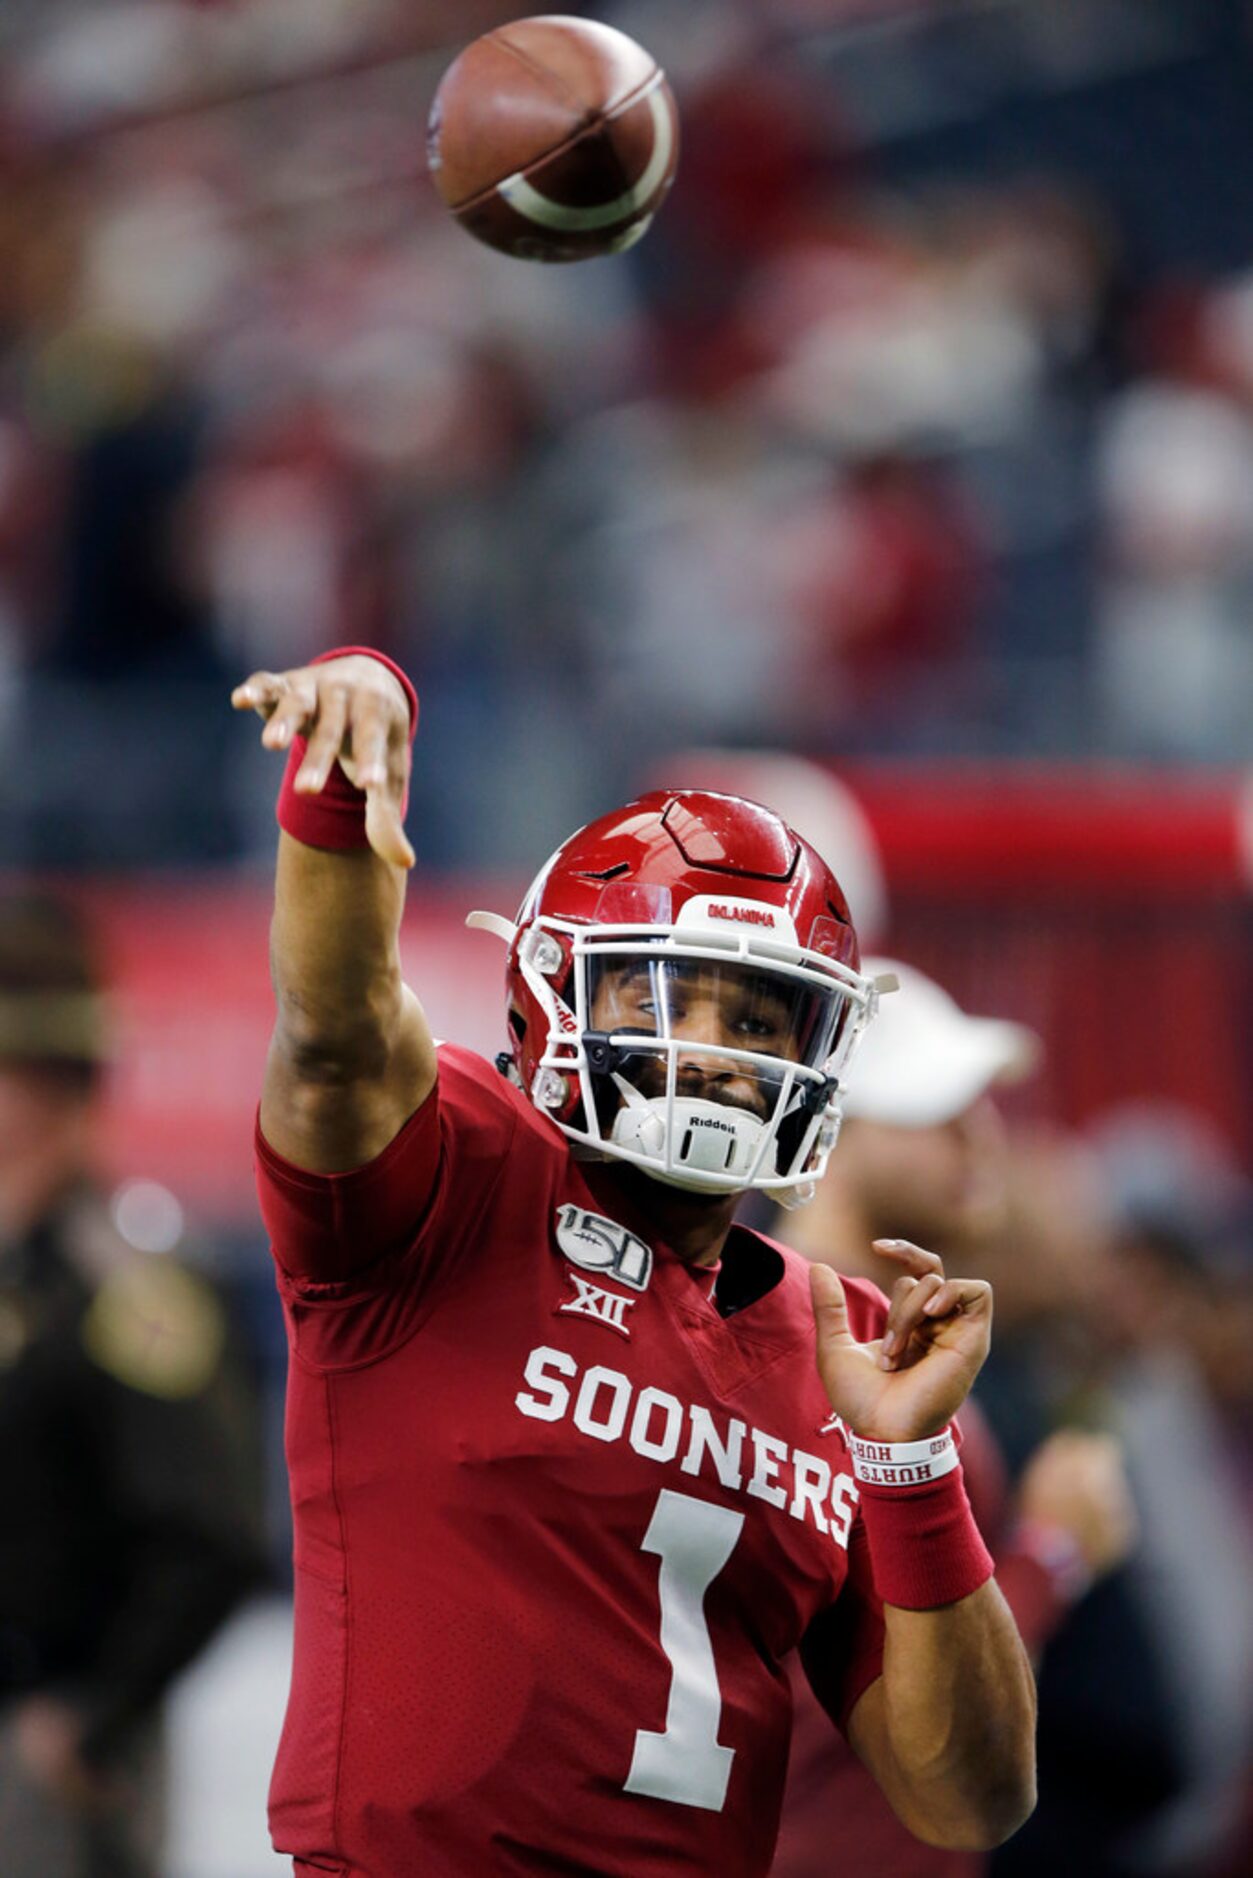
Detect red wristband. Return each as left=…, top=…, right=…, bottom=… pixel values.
left=276, top=647, right=418, bottom=851
left=858, top=1463, right=994, bottom=1610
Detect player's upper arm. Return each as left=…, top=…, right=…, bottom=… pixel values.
left=261, top=979, right=437, bottom=1174
left=800, top=1513, right=886, bottom=1742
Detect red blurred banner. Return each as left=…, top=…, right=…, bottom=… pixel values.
left=840, top=764, right=1253, bottom=1167
left=37, top=767, right=1252, bottom=1225
left=839, top=764, right=1253, bottom=897
left=79, top=877, right=520, bottom=1225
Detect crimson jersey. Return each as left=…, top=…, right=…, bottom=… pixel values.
left=257, top=1045, right=888, bottom=1878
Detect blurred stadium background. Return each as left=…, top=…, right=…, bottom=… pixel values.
left=1, top=1, right=1251, bottom=1873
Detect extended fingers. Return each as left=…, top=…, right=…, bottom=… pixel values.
left=922, top=1278, right=992, bottom=1322
left=874, top=1240, right=945, bottom=1368
left=364, top=787, right=415, bottom=870
left=295, top=684, right=349, bottom=792
left=349, top=693, right=389, bottom=789
left=880, top=1271, right=944, bottom=1368
left=231, top=671, right=285, bottom=717
left=232, top=658, right=415, bottom=867
left=262, top=674, right=319, bottom=750
left=809, top=1261, right=856, bottom=1343
left=809, top=1259, right=847, bottom=1317
left=361, top=709, right=414, bottom=867
left=872, top=1238, right=945, bottom=1281
left=878, top=1262, right=992, bottom=1369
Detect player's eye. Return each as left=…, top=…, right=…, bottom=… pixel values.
left=734, top=991, right=790, bottom=1035
left=615, top=983, right=661, bottom=1027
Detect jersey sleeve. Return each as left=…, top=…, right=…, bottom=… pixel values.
left=255, top=1047, right=521, bottom=1360
left=256, top=1095, right=442, bottom=1287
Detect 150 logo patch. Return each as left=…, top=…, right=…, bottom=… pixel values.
left=555, top=1205, right=653, bottom=1291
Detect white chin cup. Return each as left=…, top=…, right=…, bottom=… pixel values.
left=610, top=1094, right=770, bottom=1182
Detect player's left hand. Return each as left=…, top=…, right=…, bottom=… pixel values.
left=810, top=1240, right=992, bottom=1444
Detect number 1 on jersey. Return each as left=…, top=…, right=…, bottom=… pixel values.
left=625, top=1488, right=744, bottom=1813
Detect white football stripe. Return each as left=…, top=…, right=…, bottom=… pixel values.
left=498, top=79, right=674, bottom=232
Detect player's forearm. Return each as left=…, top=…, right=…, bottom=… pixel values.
left=236, top=649, right=419, bottom=1080
left=263, top=833, right=436, bottom=1171
left=870, top=1579, right=1037, bottom=1848
left=270, top=832, right=409, bottom=1071
left=235, top=650, right=437, bottom=1169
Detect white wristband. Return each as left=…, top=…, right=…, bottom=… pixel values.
left=838, top=1421, right=960, bottom=1488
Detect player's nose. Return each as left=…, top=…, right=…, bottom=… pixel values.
left=673, top=1000, right=739, bottom=1071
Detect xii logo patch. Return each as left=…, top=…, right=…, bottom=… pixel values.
left=558, top=1275, right=636, bottom=1340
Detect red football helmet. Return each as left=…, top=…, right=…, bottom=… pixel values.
left=468, top=790, right=881, bottom=1204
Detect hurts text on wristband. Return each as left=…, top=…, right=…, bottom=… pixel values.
left=858, top=1464, right=995, bottom=1610
left=844, top=1424, right=959, bottom=1488
left=276, top=647, right=418, bottom=852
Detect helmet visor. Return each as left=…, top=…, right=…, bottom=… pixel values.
left=587, top=954, right=843, bottom=1118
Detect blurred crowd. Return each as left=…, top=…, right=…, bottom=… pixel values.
left=0, top=0, right=1252, bottom=869
left=763, top=960, right=1253, bottom=1878
left=964, top=1110, right=1253, bottom=1878
left=0, top=892, right=266, bottom=1876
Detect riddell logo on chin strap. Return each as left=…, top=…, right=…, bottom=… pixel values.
left=709, top=904, right=776, bottom=927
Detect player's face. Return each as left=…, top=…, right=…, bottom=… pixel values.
left=590, top=959, right=804, bottom=1121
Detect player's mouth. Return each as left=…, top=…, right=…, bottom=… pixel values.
left=631, top=1061, right=770, bottom=1122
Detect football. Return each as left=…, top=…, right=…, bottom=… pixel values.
left=427, top=15, right=680, bottom=263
